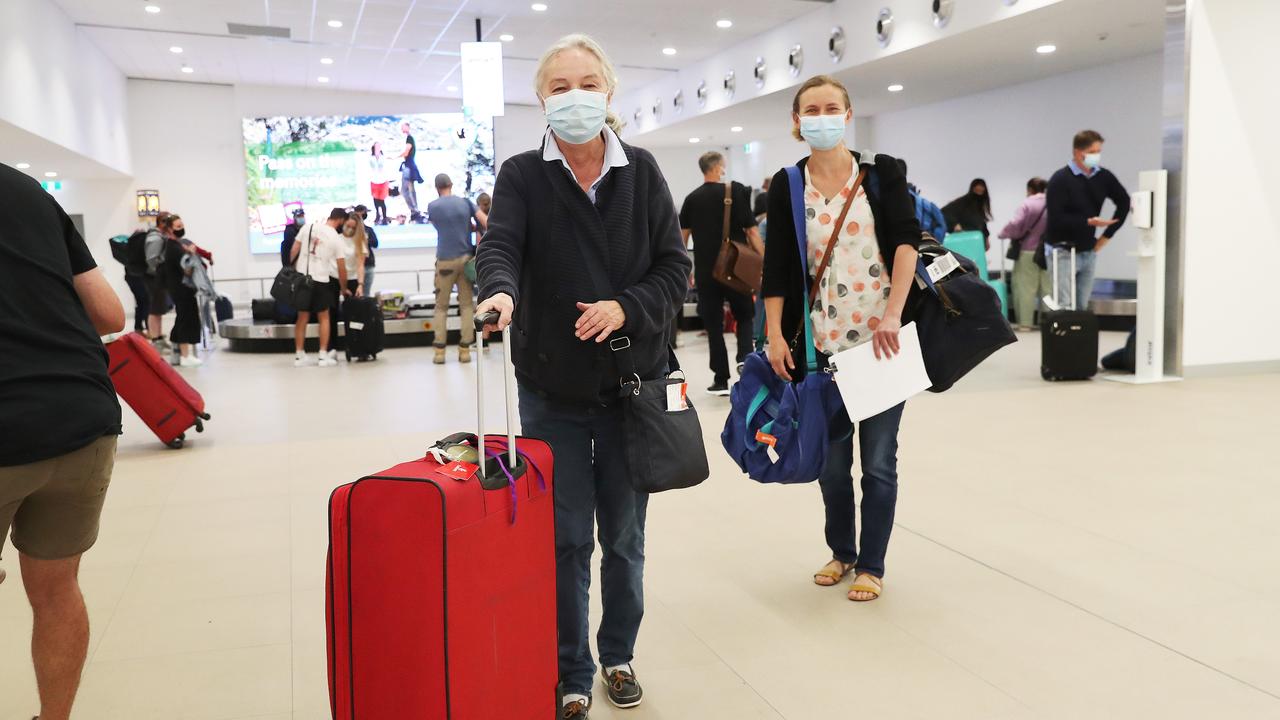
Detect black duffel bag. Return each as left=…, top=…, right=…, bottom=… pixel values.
left=271, top=227, right=314, bottom=308
left=912, top=241, right=1017, bottom=393
left=251, top=298, right=275, bottom=321
left=611, top=338, right=710, bottom=494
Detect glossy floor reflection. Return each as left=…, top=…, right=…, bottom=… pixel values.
left=1, top=329, right=1277, bottom=719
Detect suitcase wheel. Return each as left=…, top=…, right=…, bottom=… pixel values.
left=200, top=412, right=211, bottom=421
left=194, top=418, right=205, bottom=433
left=167, top=434, right=185, bottom=449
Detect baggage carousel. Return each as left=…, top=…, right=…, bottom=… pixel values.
left=219, top=313, right=485, bottom=353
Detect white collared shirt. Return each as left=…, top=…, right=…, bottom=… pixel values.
left=542, top=127, right=630, bottom=204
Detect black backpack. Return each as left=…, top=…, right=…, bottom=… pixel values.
left=109, top=235, right=130, bottom=265
left=126, top=230, right=148, bottom=270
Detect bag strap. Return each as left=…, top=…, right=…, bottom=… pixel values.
left=785, top=165, right=817, bottom=371
left=305, top=225, right=313, bottom=277
left=720, top=182, right=733, bottom=248
left=806, top=168, right=866, bottom=309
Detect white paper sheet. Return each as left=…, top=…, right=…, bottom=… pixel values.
left=828, top=322, right=932, bottom=423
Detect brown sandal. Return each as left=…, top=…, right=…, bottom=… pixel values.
left=847, top=573, right=883, bottom=602
left=813, top=559, right=854, bottom=587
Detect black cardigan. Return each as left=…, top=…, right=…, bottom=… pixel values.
left=1046, top=165, right=1130, bottom=252
left=476, top=142, right=691, bottom=407
left=761, top=151, right=922, bottom=380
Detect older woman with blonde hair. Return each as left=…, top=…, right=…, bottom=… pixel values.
left=476, top=33, right=690, bottom=718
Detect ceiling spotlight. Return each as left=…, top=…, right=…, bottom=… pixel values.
left=45, top=172, right=58, bottom=178
left=144, top=4, right=160, bottom=13
left=716, top=19, right=733, bottom=29
left=730, top=126, right=743, bottom=133
left=169, top=46, right=183, bottom=54
left=499, top=34, right=514, bottom=42
left=16, top=162, right=31, bottom=169
left=327, top=19, right=343, bottom=28
left=531, top=3, right=548, bottom=11
left=688, top=137, right=701, bottom=144
left=318, top=76, right=330, bottom=83
left=662, top=47, right=677, bottom=56
left=1036, top=44, right=1057, bottom=54
left=180, top=66, right=194, bottom=73
left=887, top=83, right=904, bottom=92
left=320, top=57, right=334, bottom=65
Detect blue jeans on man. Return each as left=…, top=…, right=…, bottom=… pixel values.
left=817, top=401, right=905, bottom=579
left=1048, top=245, right=1097, bottom=312
left=517, top=384, right=648, bottom=697
left=401, top=165, right=419, bottom=219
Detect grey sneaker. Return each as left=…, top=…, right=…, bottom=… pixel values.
left=603, top=666, right=643, bottom=708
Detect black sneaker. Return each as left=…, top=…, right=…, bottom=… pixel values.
left=603, top=666, right=643, bottom=708
left=707, top=382, right=730, bottom=397
left=561, top=698, right=591, bottom=719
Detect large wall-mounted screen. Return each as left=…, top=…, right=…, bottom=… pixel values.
left=243, top=112, right=495, bottom=253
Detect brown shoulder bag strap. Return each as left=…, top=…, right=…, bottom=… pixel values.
left=807, top=168, right=867, bottom=308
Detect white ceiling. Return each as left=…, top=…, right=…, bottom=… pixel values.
left=629, top=0, right=1168, bottom=148
left=57, top=0, right=822, bottom=104
left=0, top=120, right=129, bottom=180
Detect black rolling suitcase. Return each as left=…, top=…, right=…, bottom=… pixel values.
left=344, top=295, right=384, bottom=361
left=1040, top=246, right=1098, bottom=381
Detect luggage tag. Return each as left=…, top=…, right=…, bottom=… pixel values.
left=926, top=253, right=961, bottom=283
left=665, top=381, right=689, bottom=412
left=755, top=430, right=781, bottom=464
left=428, top=444, right=480, bottom=481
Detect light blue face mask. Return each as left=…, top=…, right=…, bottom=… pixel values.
left=799, top=114, right=848, bottom=151
left=1083, top=152, right=1102, bottom=169
left=544, top=89, right=609, bottom=145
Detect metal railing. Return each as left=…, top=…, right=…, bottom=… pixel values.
left=212, top=268, right=438, bottom=303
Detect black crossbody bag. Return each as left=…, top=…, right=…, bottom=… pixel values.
left=271, top=226, right=315, bottom=308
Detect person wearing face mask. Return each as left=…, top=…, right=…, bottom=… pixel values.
left=1045, top=129, right=1131, bottom=312
left=679, top=151, right=764, bottom=395
left=942, top=178, right=993, bottom=250
left=762, top=74, right=922, bottom=604
left=159, top=215, right=205, bottom=367
left=474, top=34, right=690, bottom=719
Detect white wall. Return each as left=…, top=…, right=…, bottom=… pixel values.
left=72, top=81, right=547, bottom=305
left=0, top=0, right=130, bottom=174
left=868, top=53, right=1163, bottom=281
left=1182, top=0, right=1280, bottom=368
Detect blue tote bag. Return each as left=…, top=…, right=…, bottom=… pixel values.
left=721, top=165, right=845, bottom=484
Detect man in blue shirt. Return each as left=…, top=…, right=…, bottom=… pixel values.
left=427, top=173, right=488, bottom=364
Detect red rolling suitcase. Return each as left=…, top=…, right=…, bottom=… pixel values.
left=326, top=318, right=557, bottom=720
left=106, top=332, right=210, bottom=448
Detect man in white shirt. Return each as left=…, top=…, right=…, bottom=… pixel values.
left=288, top=208, right=349, bottom=367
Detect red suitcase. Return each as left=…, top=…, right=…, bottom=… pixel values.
left=326, top=321, right=557, bottom=720
left=106, top=332, right=210, bottom=448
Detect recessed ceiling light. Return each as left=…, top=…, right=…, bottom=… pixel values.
left=320, top=57, right=334, bottom=65
left=1036, top=44, right=1057, bottom=54
left=447, top=85, right=458, bottom=92
left=45, top=172, right=58, bottom=178
left=887, top=83, right=904, bottom=92
left=688, top=137, right=701, bottom=144
left=662, top=47, right=677, bottom=56
left=144, top=4, right=160, bottom=14
left=169, top=46, right=183, bottom=54
left=327, top=19, right=343, bottom=28
left=716, top=19, right=733, bottom=29
left=318, top=76, right=330, bottom=83
left=531, top=3, right=548, bottom=11
left=499, top=34, right=514, bottom=42
left=180, top=66, right=193, bottom=74
left=730, top=126, right=743, bottom=133
left=15, top=162, right=31, bottom=169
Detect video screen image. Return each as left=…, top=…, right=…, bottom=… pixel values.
left=243, top=112, right=495, bottom=253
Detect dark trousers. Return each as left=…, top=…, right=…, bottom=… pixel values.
left=696, top=277, right=755, bottom=384
left=517, top=384, right=647, bottom=697
left=124, top=273, right=150, bottom=331
left=327, top=279, right=342, bottom=349
left=818, top=402, right=905, bottom=579
left=167, top=284, right=201, bottom=345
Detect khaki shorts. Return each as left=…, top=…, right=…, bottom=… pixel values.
left=0, top=435, right=117, bottom=560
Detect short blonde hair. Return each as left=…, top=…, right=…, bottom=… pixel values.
left=535, top=34, right=624, bottom=135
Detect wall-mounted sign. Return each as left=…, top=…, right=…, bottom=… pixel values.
left=136, top=189, right=160, bottom=216
left=460, top=41, right=505, bottom=117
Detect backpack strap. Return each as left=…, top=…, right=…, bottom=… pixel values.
left=785, top=165, right=817, bottom=372
left=859, top=149, right=881, bottom=204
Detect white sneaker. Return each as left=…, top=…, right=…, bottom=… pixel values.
left=294, top=353, right=311, bottom=368
left=328, top=349, right=339, bottom=362
left=178, top=355, right=204, bottom=368
left=318, top=356, right=337, bottom=367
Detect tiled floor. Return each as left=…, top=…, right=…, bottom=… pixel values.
left=2, top=329, right=1278, bottom=720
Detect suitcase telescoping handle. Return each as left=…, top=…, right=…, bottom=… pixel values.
left=473, top=311, right=524, bottom=490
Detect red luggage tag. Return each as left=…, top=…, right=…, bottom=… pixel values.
left=438, top=460, right=480, bottom=482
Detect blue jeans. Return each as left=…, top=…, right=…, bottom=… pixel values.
left=1049, top=247, right=1097, bottom=312
left=401, top=166, right=419, bottom=216
left=517, top=384, right=648, bottom=697
left=817, top=402, right=905, bottom=579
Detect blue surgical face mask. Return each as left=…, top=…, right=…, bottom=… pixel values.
left=799, top=114, right=848, bottom=151
left=1083, top=152, right=1102, bottom=169
left=544, top=89, right=609, bottom=145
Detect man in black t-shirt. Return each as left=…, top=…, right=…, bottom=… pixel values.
left=679, top=151, right=764, bottom=395
left=0, top=163, right=124, bottom=720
